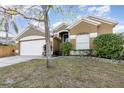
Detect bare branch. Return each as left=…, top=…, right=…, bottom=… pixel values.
left=0, top=6, right=44, bottom=22
left=16, top=11, right=44, bottom=22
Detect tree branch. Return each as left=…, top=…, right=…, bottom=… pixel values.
left=0, top=6, right=44, bottom=22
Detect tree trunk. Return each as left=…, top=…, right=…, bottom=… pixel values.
left=4, top=18, right=9, bottom=44
left=5, top=30, right=8, bottom=43
left=42, top=6, right=51, bottom=68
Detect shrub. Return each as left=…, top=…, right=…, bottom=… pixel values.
left=60, top=42, right=72, bottom=56
left=93, top=33, right=124, bottom=59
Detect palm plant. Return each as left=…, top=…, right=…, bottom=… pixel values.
left=0, top=13, right=18, bottom=44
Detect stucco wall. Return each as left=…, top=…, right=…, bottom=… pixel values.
left=69, top=21, right=98, bottom=49
left=70, top=21, right=97, bottom=35
left=97, top=22, right=113, bottom=35
left=53, top=37, right=61, bottom=51
left=15, top=42, right=20, bottom=55
left=69, top=21, right=114, bottom=49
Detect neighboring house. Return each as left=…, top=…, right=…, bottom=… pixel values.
left=16, top=15, right=118, bottom=56
left=0, top=31, right=15, bottom=45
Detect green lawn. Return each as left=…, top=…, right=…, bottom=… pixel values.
left=0, top=56, right=124, bottom=88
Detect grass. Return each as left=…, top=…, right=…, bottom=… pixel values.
left=0, top=56, right=124, bottom=88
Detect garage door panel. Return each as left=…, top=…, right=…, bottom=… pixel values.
left=20, top=40, right=45, bottom=56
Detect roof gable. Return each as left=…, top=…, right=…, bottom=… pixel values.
left=16, top=25, right=45, bottom=41
left=53, top=23, right=69, bottom=32
left=86, top=15, right=118, bottom=26
left=67, top=18, right=101, bottom=29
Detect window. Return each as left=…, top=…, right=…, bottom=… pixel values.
left=76, top=34, right=90, bottom=49
left=63, top=34, right=68, bottom=42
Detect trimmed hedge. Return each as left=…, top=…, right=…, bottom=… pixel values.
left=93, top=33, right=124, bottom=59
left=60, top=42, right=72, bottom=56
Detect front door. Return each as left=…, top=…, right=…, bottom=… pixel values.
left=63, top=34, right=68, bottom=42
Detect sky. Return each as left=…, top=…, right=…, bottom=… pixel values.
left=8, top=5, right=124, bottom=35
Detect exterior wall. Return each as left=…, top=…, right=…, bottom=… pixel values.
left=15, top=42, right=20, bottom=55
left=97, top=22, right=113, bottom=35
left=69, top=21, right=114, bottom=50
left=87, top=16, right=114, bottom=35
left=53, top=37, right=61, bottom=52
left=90, top=38, right=94, bottom=49
left=70, top=39, right=76, bottom=50
left=70, top=21, right=98, bottom=35
left=69, top=21, right=98, bottom=49
left=16, top=27, right=45, bottom=41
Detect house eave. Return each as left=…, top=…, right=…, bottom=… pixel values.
left=15, top=25, right=45, bottom=41
left=53, top=22, right=69, bottom=31
left=66, top=18, right=101, bottom=29
left=86, top=15, right=118, bottom=26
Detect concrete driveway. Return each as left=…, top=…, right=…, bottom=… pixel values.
left=0, top=56, right=45, bottom=68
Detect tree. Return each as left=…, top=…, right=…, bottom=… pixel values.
left=0, top=5, right=52, bottom=67
left=0, top=9, right=18, bottom=43
left=42, top=5, right=51, bottom=67
left=0, top=5, right=80, bottom=67
left=41, top=5, right=78, bottom=67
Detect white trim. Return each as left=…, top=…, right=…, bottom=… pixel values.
left=67, top=18, right=101, bottom=29
left=15, top=50, right=19, bottom=54
left=57, top=30, right=69, bottom=34
left=20, top=36, right=45, bottom=41
left=70, top=35, right=76, bottom=39
left=54, top=30, right=69, bottom=38
left=15, top=25, right=45, bottom=41
left=53, top=22, right=69, bottom=31
left=53, top=33, right=59, bottom=38
left=90, top=33, right=97, bottom=38
left=83, top=18, right=101, bottom=25
left=87, top=15, right=118, bottom=25
left=15, top=41, right=19, bottom=44
left=68, top=31, right=71, bottom=42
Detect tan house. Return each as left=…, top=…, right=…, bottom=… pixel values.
left=53, top=15, right=118, bottom=53
left=15, top=15, right=118, bottom=56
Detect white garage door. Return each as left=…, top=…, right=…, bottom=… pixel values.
left=20, top=40, right=45, bottom=56
left=76, top=34, right=89, bottom=49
